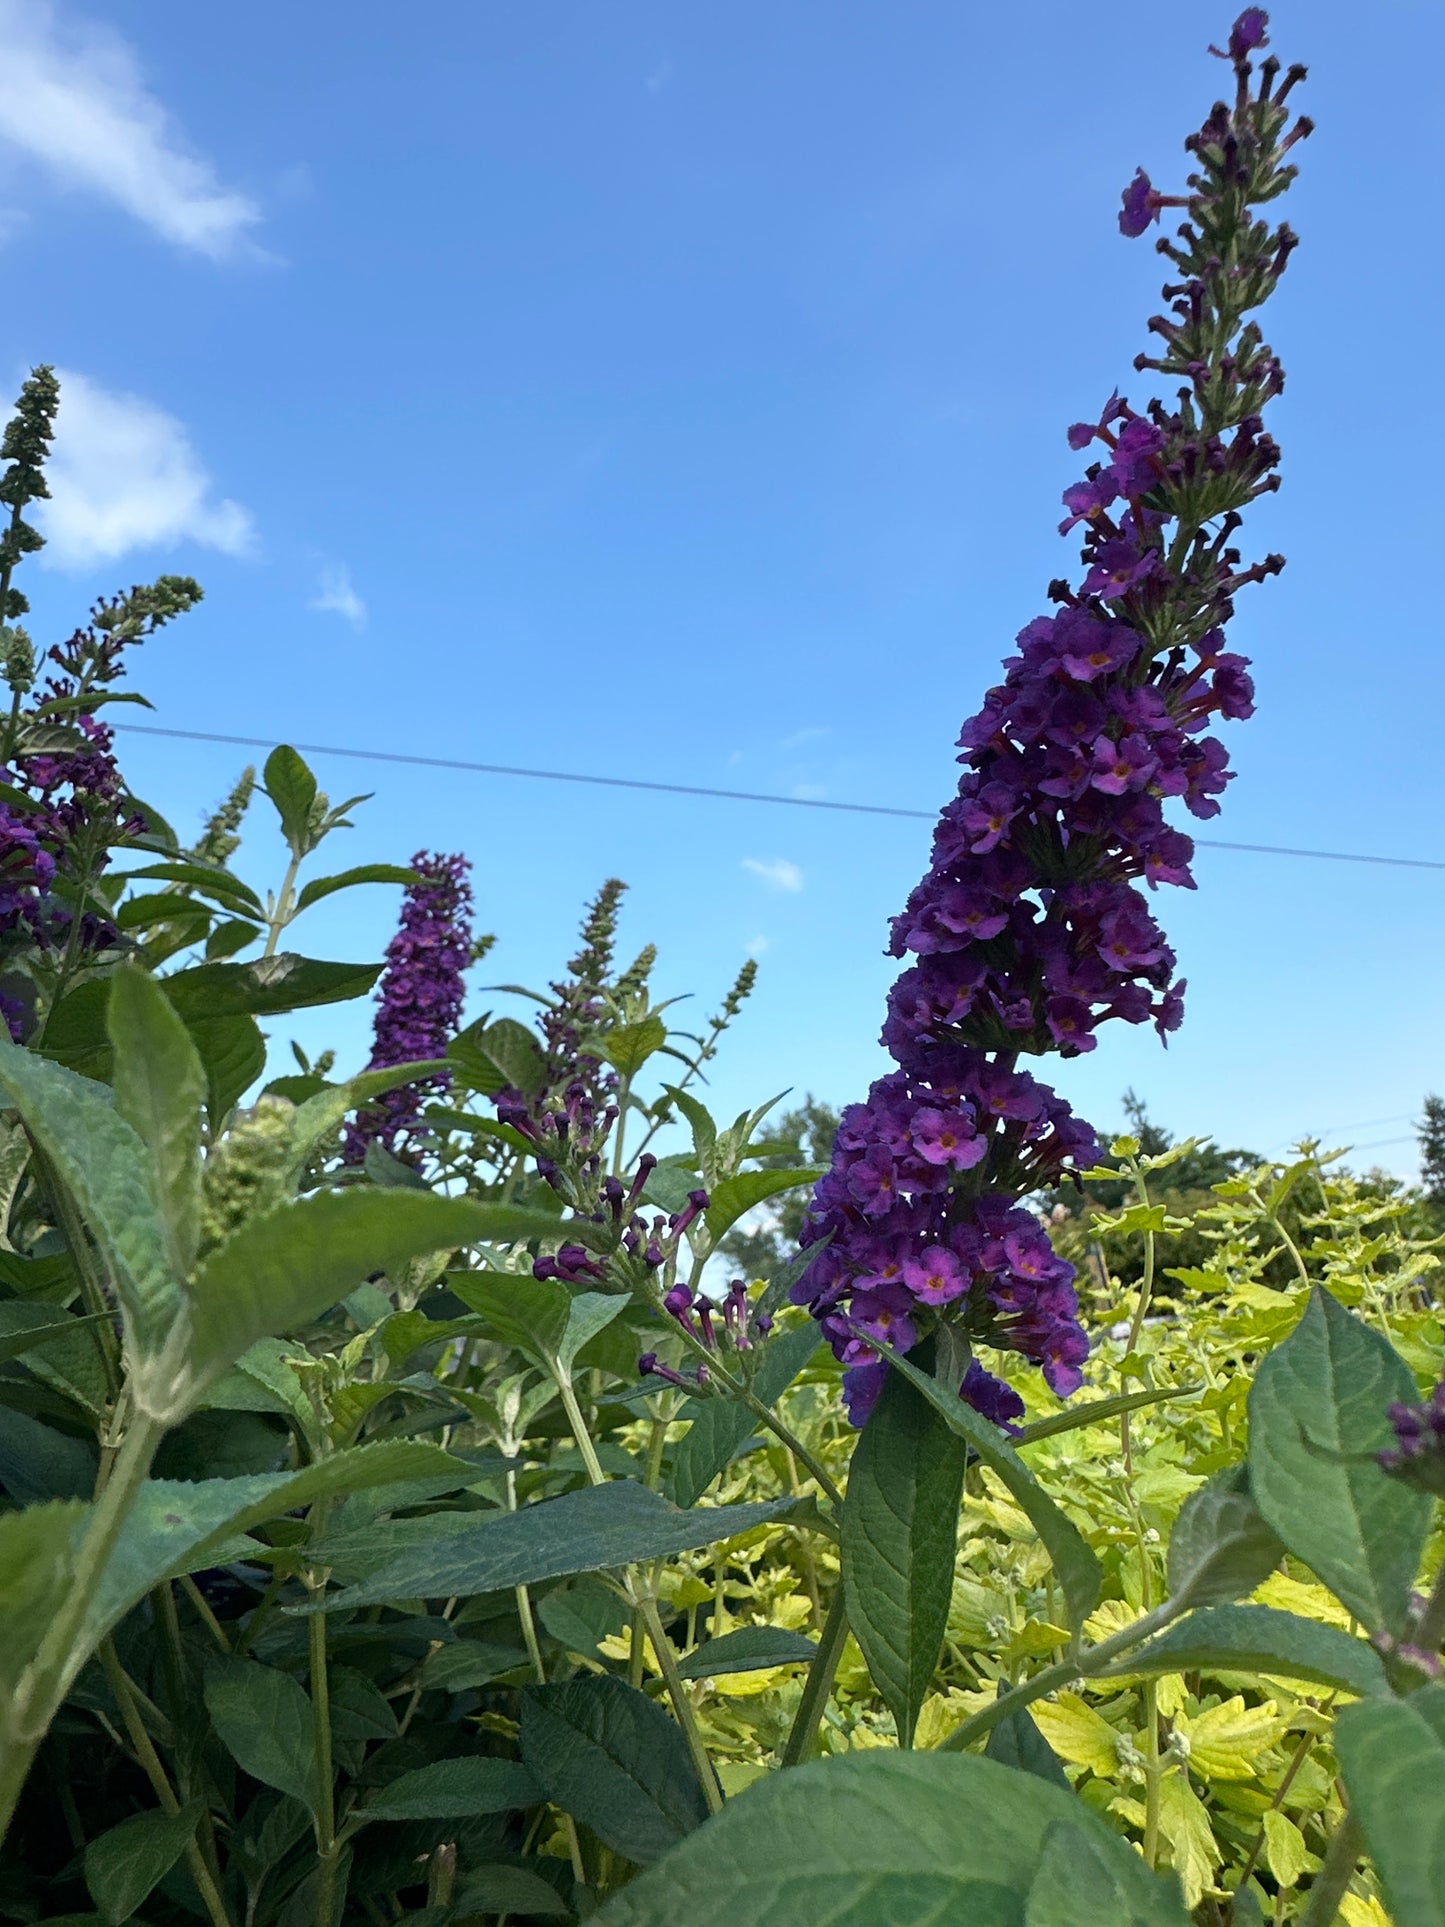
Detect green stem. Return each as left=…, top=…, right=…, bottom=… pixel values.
left=308, top=1600, right=339, bottom=1927
left=31, top=1141, right=121, bottom=1402
left=638, top=1595, right=723, bottom=1815
left=734, top=1383, right=842, bottom=1508
left=263, top=850, right=303, bottom=959
left=556, top=1372, right=608, bottom=1488
left=98, top=1644, right=236, bottom=1927
left=1298, top=1808, right=1362, bottom=1927
left=936, top=1597, right=1181, bottom=1752
left=0, top=1412, right=163, bottom=1841
left=1413, top=1554, right=1445, bottom=1656
left=180, top=1574, right=233, bottom=1653
left=781, top=1587, right=849, bottom=1767
left=504, top=1461, right=546, bottom=1684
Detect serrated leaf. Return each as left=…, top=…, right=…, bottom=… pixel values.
left=704, top=1169, right=818, bottom=1241
left=308, top=1481, right=798, bottom=1612
left=449, top=1016, right=547, bottom=1097
left=1336, top=1683, right=1445, bottom=1927
left=204, top=1658, right=320, bottom=1815
left=175, top=1191, right=487, bottom=1404
left=293, top=864, right=417, bottom=914
left=1029, top=1692, right=1120, bottom=1775
left=357, top=1755, right=541, bottom=1821
left=0, top=1036, right=174, bottom=1357
left=676, top=1625, right=817, bottom=1679
left=1099, top=1605, right=1387, bottom=1698
left=521, top=1674, right=708, bottom=1864
left=84, top=1800, right=203, bottom=1924
left=1157, top=1772, right=1219, bottom=1910
left=1176, top=1694, right=1287, bottom=1778
left=879, top=1346, right=1101, bottom=1634
left=1166, top=1467, right=1284, bottom=1609
left=1247, top=1287, right=1430, bottom=1634
left=842, top=1363, right=966, bottom=1746
left=601, top=1016, right=667, bottom=1079
left=107, top=964, right=204, bottom=1280
left=587, top=1753, right=1189, bottom=1926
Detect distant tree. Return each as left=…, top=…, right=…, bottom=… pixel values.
left=718, top=1096, right=839, bottom=1279
left=1418, top=1094, right=1445, bottom=1206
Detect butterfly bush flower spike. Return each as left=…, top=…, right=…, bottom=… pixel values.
left=795, top=12, right=1309, bottom=1427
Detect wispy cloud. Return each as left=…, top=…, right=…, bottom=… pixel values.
left=309, top=564, right=366, bottom=630
left=0, top=0, right=261, bottom=258
left=39, top=368, right=254, bottom=568
left=746, top=934, right=771, bottom=957
left=780, top=725, right=830, bottom=751
left=743, top=857, right=804, bottom=894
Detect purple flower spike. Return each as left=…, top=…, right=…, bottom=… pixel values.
left=793, top=22, right=1307, bottom=1426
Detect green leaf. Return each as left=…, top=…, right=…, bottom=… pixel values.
left=204, top=1657, right=320, bottom=1815
left=288, top=1058, right=450, bottom=1163
left=119, top=861, right=263, bottom=914
left=357, top=1755, right=541, bottom=1821
left=204, top=918, right=262, bottom=962
left=536, top=1576, right=630, bottom=1658
left=1014, top=1383, right=1199, bottom=1445
left=264, top=745, right=318, bottom=856
left=660, top=1086, right=716, bottom=1169
left=0, top=1403, right=96, bottom=1502
left=84, top=1800, right=203, bottom=1925
left=88, top=1442, right=473, bottom=1643
left=0, top=1036, right=175, bottom=1358
left=0, top=1499, right=87, bottom=1699
left=449, top=1016, right=547, bottom=1097
left=667, top=1319, right=820, bottom=1508
left=1025, top=1821, right=1156, bottom=1927
left=1335, top=1681, right=1445, bottom=1927
left=557, top=1292, right=629, bottom=1378
left=310, top=1480, right=798, bottom=1612
left=1247, top=1287, right=1430, bottom=1634
left=421, top=1641, right=529, bottom=1691
left=190, top=1015, right=266, bottom=1132
left=521, top=1674, right=708, bottom=1865
left=704, top=1169, right=818, bottom=1241
left=842, top=1363, right=966, bottom=1746
left=1099, top=1605, right=1388, bottom=1698
left=676, top=1625, right=817, bottom=1679
left=587, top=1752, right=1190, bottom=1927
left=108, top=965, right=204, bottom=1280
left=448, top=1269, right=570, bottom=1361
left=601, top=1016, right=667, bottom=1079
left=164, top=956, right=382, bottom=1022
left=0, top=1300, right=108, bottom=1368
left=984, top=1708, right=1070, bottom=1791
left=176, top=1191, right=487, bottom=1404
left=1166, top=1467, right=1284, bottom=1609
left=454, top=1865, right=571, bottom=1918
left=293, top=864, right=417, bottom=914
left=879, top=1346, right=1101, bottom=1634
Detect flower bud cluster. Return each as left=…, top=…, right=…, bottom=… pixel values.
left=640, top=1273, right=774, bottom=1394
left=795, top=12, right=1308, bottom=1427
left=1379, top=1377, right=1445, bottom=1500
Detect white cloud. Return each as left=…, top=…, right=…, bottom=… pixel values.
left=792, top=783, right=826, bottom=802
left=39, top=368, right=254, bottom=569
left=780, top=725, right=830, bottom=751
left=746, top=934, right=771, bottom=957
left=743, top=857, right=804, bottom=894
left=309, top=564, right=366, bottom=630
left=0, top=0, right=261, bottom=258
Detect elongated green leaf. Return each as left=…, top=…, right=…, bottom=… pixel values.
left=293, top=864, right=417, bottom=913
left=557, top=1292, right=629, bottom=1378
left=87, top=1442, right=474, bottom=1643
left=842, top=1363, right=966, bottom=1745
left=536, top=1577, right=630, bottom=1659
left=660, top=1086, right=716, bottom=1168
left=1166, top=1468, right=1284, bottom=1610
left=0, top=1036, right=174, bottom=1356
left=1099, top=1605, right=1388, bottom=1698
left=108, top=965, right=204, bottom=1279
left=0, top=1499, right=87, bottom=1698
left=521, top=1674, right=708, bottom=1864
left=451, top=1016, right=548, bottom=1097
left=588, top=1753, right=1190, bottom=1927
left=421, top=1641, right=529, bottom=1691
left=1247, top=1287, right=1430, bottom=1634
left=1025, top=1821, right=1153, bottom=1927
left=264, top=744, right=318, bottom=856
left=0, top=1300, right=107, bottom=1368
left=984, top=1708, right=1070, bottom=1791
left=667, top=1319, right=820, bottom=1508
left=880, top=1347, right=1101, bottom=1633
left=447, top=1269, right=570, bottom=1360
left=310, top=1481, right=798, bottom=1611
left=205, top=1657, right=320, bottom=1814
left=190, top=1014, right=266, bottom=1132
left=358, top=1756, right=541, bottom=1821
left=118, top=860, right=264, bottom=913
left=455, top=1866, right=571, bottom=1918
left=676, top=1625, right=817, bottom=1679
left=0, top=1404, right=96, bottom=1502
left=85, top=1801, right=202, bottom=1924
left=1336, top=1682, right=1445, bottom=1927
left=704, top=1169, right=818, bottom=1241
left=178, top=1191, right=488, bottom=1399
left=289, top=1058, right=450, bottom=1163
left=1014, top=1383, right=1198, bottom=1445
left=163, top=956, right=381, bottom=1022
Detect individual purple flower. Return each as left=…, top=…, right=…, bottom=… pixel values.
left=1119, top=168, right=1160, bottom=238
left=961, top=1359, right=1026, bottom=1429
left=344, top=851, right=473, bottom=1164
left=794, top=19, right=1307, bottom=1427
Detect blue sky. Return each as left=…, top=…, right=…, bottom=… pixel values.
left=3, top=0, right=1442, bottom=1173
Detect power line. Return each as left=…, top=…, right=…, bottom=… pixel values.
left=114, top=722, right=1445, bottom=875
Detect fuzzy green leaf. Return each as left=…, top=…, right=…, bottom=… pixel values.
left=107, top=964, right=205, bottom=1280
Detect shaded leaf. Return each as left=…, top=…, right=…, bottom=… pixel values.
left=204, top=1657, right=320, bottom=1814
left=84, top=1800, right=203, bottom=1925
left=984, top=1708, right=1070, bottom=1792
left=1335, top=1682, right=1445, bottom=1927
left=293, top=864, right=417, bottom=914
left=677, top=1625, right=816, bottom=1679
left=0, top=1498, right=87, bottom=1698
left=1166, top=1467, right=1284, bottom=1609
left=358, top=1755, right=541, bottom=1821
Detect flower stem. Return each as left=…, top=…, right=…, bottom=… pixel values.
left=1298, top=1807, right=1362, bottom=1927
left=781, top=1587, right=849, bottom=1768
left=638, top=1595, right=723, bottom=1815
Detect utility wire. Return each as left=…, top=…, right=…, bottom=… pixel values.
left=114, top=722, right=1445, bottom=875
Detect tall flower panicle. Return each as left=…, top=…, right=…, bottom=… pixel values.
left=795, top=13, right=1310, bottom=1427
left=344, top=851, right=474, bottom=1164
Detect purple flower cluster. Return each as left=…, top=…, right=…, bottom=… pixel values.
left=1379, top=1376, right=1445, bottom=1500
left=344, top=851, right=473, bottom=1163
left=795, top=13, right=1310, bottom=1427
